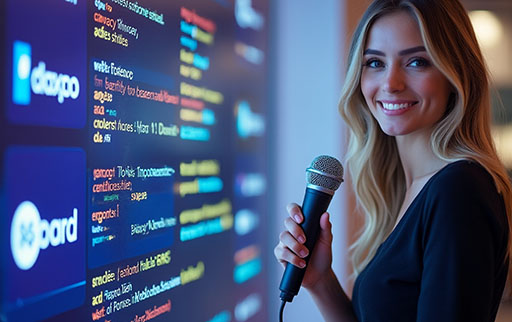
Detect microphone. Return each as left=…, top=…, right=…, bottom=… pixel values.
left=279, top=155, right=344, bottom=303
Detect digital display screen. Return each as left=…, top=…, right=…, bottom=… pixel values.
left=0, top=0, right=269, bottom=321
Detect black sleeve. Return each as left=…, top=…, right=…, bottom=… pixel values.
left=416, top=163, right=507, bottom=322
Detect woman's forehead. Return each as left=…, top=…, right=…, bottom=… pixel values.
left=365, top=11, right=424, bottom=51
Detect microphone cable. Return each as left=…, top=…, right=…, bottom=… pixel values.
left=279, top=299, right=286, bottom=322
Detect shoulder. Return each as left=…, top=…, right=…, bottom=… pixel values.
left=421, top=160, right=507, bottom=238
left=426, top=160, right=502, bottom=206
left=429, top=160, right=495, bottom=191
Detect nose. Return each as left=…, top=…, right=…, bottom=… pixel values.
left=382, top=65, right=405, bottom=93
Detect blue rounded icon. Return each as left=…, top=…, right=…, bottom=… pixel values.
left=17, top=54, right=31, bottom=79
left=10, top=201, right=41, bottom=270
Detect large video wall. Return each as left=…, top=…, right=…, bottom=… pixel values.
left=0, top=0, right=269, bottom=321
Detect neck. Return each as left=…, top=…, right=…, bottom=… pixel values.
left=395, top=130, right=448, bottom=187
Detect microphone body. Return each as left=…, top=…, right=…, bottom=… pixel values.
left=279, top=187, right=333, bottom=302
left=278, top=155, right=343, bottom=303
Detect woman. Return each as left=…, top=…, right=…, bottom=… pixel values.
left=274, top=0, right=512, bottom=321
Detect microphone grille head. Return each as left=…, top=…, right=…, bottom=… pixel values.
left=306, top=155, right=344, bottom=192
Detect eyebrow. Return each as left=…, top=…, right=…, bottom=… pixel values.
left=363, top=46, right=426, bottom=56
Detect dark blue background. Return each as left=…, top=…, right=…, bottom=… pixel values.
left=6, top=0, right=86, bottom=129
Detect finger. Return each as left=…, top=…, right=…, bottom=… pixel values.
left=274, top=242, right=306, bottom=269
left=318, top=212, right=333, bottom=244
left=286, top=203, right=303, bottom=224
left=279, top=231, right=309, bottom=258
left=284, top=217, right=306, bottom=244
left=274, top=243, right=291, bottom=269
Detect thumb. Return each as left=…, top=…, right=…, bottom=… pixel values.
left=317, top=212, right=333, bottom=245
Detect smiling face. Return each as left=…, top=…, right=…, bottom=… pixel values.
left=360, top=10, right=452, bottom=138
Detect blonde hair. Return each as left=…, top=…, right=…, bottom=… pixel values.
left=339, top=0, right=512, bottom=277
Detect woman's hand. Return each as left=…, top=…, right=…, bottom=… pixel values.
left=274, top=202, right=334, bottom=289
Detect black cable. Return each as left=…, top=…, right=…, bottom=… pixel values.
left=279, top=299, right=286, bottom=322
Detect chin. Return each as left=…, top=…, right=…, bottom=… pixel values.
left=379, top=126, right=410, bottom=137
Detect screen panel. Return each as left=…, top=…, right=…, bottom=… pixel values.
left=0, top=0, right=269, bottom=321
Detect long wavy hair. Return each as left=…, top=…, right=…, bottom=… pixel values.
left=339, top=0, right=512, bottom=277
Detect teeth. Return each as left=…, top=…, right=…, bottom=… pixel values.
left=381, top=102, right=414, bottom=110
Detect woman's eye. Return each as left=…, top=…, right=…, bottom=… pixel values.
left=364, top=59, right=384, bottom=68
left=408, top=57, right=430, bottom=67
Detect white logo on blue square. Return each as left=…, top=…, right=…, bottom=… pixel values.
left=2, top=146, right=86, bottom=321
left=12, top=41, right=31, bottom=105
left=7, top=0, right=86, bottom=128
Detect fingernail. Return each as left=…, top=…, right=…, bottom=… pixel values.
left=299, top=249, right=308, bottom=258
left=294, top=214, right=302, bottom=223
left=299, top=260, right=306, bottom=268
left=297, top=235, right=305, bottom=244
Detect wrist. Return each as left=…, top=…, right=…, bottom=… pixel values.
left=305, top=268, right=355, bottom=321
left=306, top=267, right=336, bottom=294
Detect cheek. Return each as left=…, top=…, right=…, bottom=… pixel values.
left=360, top=74, right=376, bottom=106
left=415, top=74, right=451, bottom=106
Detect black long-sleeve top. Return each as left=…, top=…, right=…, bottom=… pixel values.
left=352, top=160, right=509, bottom=322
